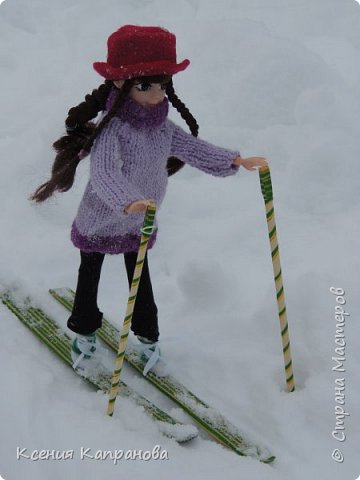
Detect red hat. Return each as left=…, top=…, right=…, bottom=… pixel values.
left=93, top=25, right=190, bottom=80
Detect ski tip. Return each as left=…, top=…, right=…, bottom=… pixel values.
left=261, top=454, right=276, bottom=464
left=157, top=421, right=199, bottom=444
left=236, top=445, right=276, bottom=464
left=253, top=447, right=276, bottom=464
left=255, top=446, right=276, bottom=464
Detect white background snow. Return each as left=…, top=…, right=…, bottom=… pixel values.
left=0, top=0, right=359, bottom=479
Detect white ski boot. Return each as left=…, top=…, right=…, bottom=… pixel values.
left=136, top=336, right=169, bottom=378
left=71, top=333, right=106, bottom=375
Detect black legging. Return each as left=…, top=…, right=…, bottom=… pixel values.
left=67, top=251, right=159, bottom=342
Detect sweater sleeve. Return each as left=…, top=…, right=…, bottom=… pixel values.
left=89, top=118, right=145, bottom=212
left=169, top=121, right=241, bottom=177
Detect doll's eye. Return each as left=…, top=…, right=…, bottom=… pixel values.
left=134, top=82, right=168, bottom=92
left=134, top=82, right=152, bottom=92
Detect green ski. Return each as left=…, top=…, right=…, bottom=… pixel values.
left=0, top=290, right=198, bottom=443
left=50, top=287, right=275, bottom=463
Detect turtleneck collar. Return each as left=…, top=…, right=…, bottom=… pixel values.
left=118, top=97, right=169, bottom=129
left=106, top=88, right=169, bottom=129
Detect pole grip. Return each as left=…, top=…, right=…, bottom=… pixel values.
left=141, top=202, right=157, bottom=237
left=259, top=166, right=273, bottom=203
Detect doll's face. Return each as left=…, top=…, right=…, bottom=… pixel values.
left=130, top=81, right=167, bottom=107
left=113, top=79, right=168, bottom=108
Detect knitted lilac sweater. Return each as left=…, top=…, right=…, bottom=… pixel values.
left=71, top=96, right=240, bottom=254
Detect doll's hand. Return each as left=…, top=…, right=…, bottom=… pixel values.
left=124, top=199, right=155, bottom=214
left=233, top=156, right=268, bottom=171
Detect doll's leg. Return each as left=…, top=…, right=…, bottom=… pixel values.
left=67, top=251, right=105, bottom=335
left=124, top=252, right=159, bottom=342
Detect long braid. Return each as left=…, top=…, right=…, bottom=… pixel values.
left=166, top=79, right=199, bottom=175
left=31, top=81, right=133, bottom=202
left=65, top=80, right=113, bottom=131
left=82, top=80, right=133, bottom=154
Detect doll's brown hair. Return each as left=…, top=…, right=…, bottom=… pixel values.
left=31, top=76, right=199, bottom=202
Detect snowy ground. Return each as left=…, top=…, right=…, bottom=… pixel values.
left=1, top=0, right=360, bottom=479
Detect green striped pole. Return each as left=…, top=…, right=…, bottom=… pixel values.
left=259, top=166, right=295, bottom=392
left=107, top=202, right=157, bottom=416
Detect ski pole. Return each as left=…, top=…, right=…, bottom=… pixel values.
left=258, top=166, right=295, bottom=392
left=107, top=202, right=157, bottom=416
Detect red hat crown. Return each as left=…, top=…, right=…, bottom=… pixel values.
left=93, top=25, right=190, bottom=80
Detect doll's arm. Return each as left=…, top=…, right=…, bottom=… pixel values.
left=169, top=122, right=240, bottom=177
left=90, top=119, right=145, bottom=213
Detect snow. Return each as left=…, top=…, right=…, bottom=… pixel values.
left=1, top=0, right=359, bottom=478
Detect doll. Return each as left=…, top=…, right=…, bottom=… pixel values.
left=31, top=25, right=267, bottom=376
